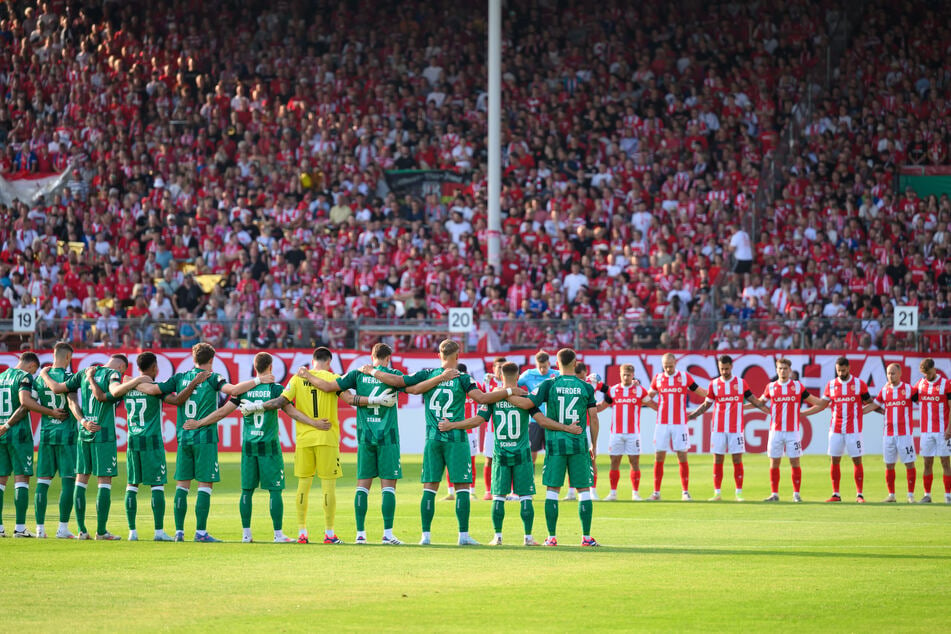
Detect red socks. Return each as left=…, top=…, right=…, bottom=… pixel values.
left=734, top=463, right=744, bottom=490
left=944, top=475, right=951, bottom=494
left=631, top=469, right=641, bottom=491
left=713, top=463, right=724, bottom=490
left=483, top=463, right=491, bottom=492
left=923, top=473, right=933, bottom=494
left=792, top=466, right=802, bottom=493
left=609, top=469, right=620, bottom=491
left=854, top=464, right=864, bottom=494
left=906, top=467, right=916, bottom=494
left=885, top=468, right=896, bottom=494
left=679, top=462, right=689, bottom=492
left=830, top=463, right=841, bottom=492
left=653, top=461, right=664, bottom=492
left=769, top=467, right=780, bottom=494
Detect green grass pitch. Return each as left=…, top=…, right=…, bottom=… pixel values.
left=3, top=453, right=949, bottom=632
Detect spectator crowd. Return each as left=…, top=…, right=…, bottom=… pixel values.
left=0, top=0, right=949, bottom=352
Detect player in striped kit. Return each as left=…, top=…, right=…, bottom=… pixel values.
left=760, top=358, right=823, bottom=502
left=603, top=364, right=656, bottom=501
left=647, top=353, right=707, bottom=501
left=914, top=358, right=951, bottom=503
left=868, top=363, right=918, bottom=503
left=802, top=357, right=874, bottom=503
left=687, top=355, right=769, bottom=502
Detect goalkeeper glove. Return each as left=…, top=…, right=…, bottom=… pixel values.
left=368, top=389, right=398, bottom=408
left=238, top=401, right=264, bottom=416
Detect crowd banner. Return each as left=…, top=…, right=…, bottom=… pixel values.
left=383, top=169, right=470, bottom=199
left=8, top=350, right=950, bottom=456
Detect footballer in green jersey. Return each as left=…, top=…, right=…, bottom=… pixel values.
left=505, top=348, right=601, bottom=547
left=302, top=342, right=458, bottom=545
left=186, top=352, right=325, bottom=543
left=118, top=352, right=208, bottom=542
left=43, top=353, right=144, bottom=540
left=363, top=339, right=522, bottom=546
left=0, top=351, right=67, bottom=538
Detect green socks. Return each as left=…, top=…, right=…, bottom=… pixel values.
left=420, top=489, right=436, bottom=532
left=60, top=478, right=75, bottom=523
left=520, top=498, right=534, bottom=534
left=579, top=499, right=593, bottom=536
left=354, top=487, right=368, bottom=532
left=195, top=488, right=211, bottom=532
left=492, top=498, right=505, bottom=533
left=74, top=483, right=88, bottom=534
left=240, top=489, right=253, bottom=528
left=269, top=489, right=283, bottom=530
left=381, top=487, right=396, bottom=531
left=545, top=497, right=559, bottom=536
left=455, top=489, right=471, bottom=532
left=173, top=487, right=188, bottom=532
left=96, top=484, right=111, bottom=535
left=151, top=487, right=165, bottom=530
left=35, top=481, right=50, bottom=525
left=126, top=486, right=138, bottom=530
left=14, top=482, right=28, bottom=525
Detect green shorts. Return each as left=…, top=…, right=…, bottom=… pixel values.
left=77, top=440, right=118, bottom=477
left=37, top=443, right=76, bottom=479
left=127, top=446, right=168, bottom=486
left=0, top=440, right=33, bottom=477
left=421, top=440, right=472, bottom=484
left=492, top=458, right=535, bottom=497
left=241, top=453, right=285, bottom=491
left=357, top=440, right=403, bottom=481
left=542, top=452, right=593, bottom=489
left=175, top=443, right=220, bottom=483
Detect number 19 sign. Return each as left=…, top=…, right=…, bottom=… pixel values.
left=448, top=307, right=474, bottom=333
left=13, top=306, right=36, bottom=333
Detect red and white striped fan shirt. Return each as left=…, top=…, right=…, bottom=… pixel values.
left=706, top=376, right=751, bottom=434
left=609, top=383, right=649, bottom=434
left=761, top=380, right=810, bottom=433
left=875, top=382, right=917, bottom=437
left=914, top=376, right=951, bottom=433
left=650, top=371, right=698, bottom=426
left=823, top=376, right=870, bottom=434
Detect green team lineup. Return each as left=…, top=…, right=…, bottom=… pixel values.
left=1, top=340, right=951, bottom=546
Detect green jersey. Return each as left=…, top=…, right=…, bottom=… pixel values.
left=124, top=381, right=175, bottom=451
left=158, top=369, right=226, bottom=446
left=478, top=400, right=531, bottom=466
left=36, top=367, right=76, bottom=445
left=65, top=366, right=121, bottom=443
left=337, top=366, right=405, bottom=444
left=529, top=374, right=596, bottom=455
left=0, top=367, right=34, bottom=445
left=237, top=383, right=284, bottom=447
left=405, top=368, right=475, bottom=443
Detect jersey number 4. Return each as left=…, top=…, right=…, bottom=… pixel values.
left=557, top=396, right=580, bottom=423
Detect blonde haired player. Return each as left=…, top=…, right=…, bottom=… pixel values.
left=866, top=363, right=918, bottom=502
left=602, top=364, right=656, bottom=501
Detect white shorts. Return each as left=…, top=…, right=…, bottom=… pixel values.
left=827, top=431, right=863, bottom=458
left=919, top=432, right=951, bottom=458
left=654, top=424, right=690, bottom=453
left=608, top=433, right=641, bottom=456
left=467, top=431, right=479, bottom=457
left=711, top=431, right=745, bottom=455
left=482, top=428, right=494, bottom=459
left=767, top=429, right=803, bottom=459
left=882, top=435, right=917, bottom=465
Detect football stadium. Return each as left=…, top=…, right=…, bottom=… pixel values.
left=1, top=0, right=950, bottom=631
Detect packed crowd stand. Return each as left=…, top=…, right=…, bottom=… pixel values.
left=0, top=0, right=949, bottom=353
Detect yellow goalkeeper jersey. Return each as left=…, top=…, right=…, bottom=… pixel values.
left=282, top=369, right=341, bottom=448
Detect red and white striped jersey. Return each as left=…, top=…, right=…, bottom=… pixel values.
left=706, top=376, right=751, bottom=434
left=875, top=382, right=917, bottom=437
left=915, top=376, right=951, bottom=433
left=761, top=380, right=810, bottom=432
left=609, top=383, right=649, bottom=434
left=650, top=371, right=698, bottom=426
left=823, top=377, right=870, bottom=434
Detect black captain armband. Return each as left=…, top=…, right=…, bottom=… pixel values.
left=528, top=406, right=541, bottom=417
left=602, top=390, right=614, bottom=405
left=743, top=389, right=753, bottom=399
left=229, top=396, right=242, bottom=407
left=688, top=382, right=699, bottom=391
